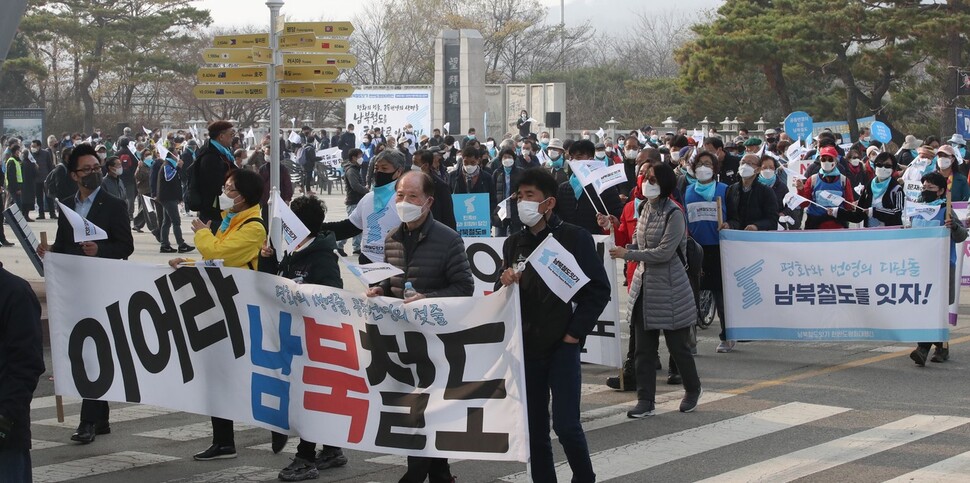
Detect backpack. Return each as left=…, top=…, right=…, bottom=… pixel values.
left=665, top=204, right=705, bottom=304
left=44, top=164, right=63, bottom=199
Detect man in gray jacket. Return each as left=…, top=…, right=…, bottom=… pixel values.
left=366, top=170, right=473, bottom=483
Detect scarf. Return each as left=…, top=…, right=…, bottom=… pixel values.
left=372, top=181, right=396, bottom=211
left=693, top=180, right=716, bottom=201
left=211, top=139, right=234, bottom=159
left=568, top=174, right=584, bottom=200
left=219, top=211, right=238, bottom=233
left=870, top=176, right=891, bottom=201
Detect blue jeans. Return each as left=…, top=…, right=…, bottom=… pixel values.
left=0, top=448, right=31, bottom=482
left=525, top=342, right=595, bottom=483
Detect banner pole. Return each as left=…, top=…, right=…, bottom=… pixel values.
left=716, top=196, right=724, bottom=228
left=41, top=231, right=65, bottom=423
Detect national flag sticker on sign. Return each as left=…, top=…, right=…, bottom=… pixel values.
left=216, top=89, right=225, bottom=95
left=325, top=26, right=333, bottom=32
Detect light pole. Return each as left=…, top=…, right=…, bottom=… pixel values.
left=560, top=0, right=565, bottom=72
left=268, top=0, right=283, bottom=196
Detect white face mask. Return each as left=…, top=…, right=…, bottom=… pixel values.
left=875, top=166, right=893, bottom=180
left=396, top=200, right=425, bottom=223
left=521, top=149, right=532, bottom=156
left=595, top=151, right=606, bottom=159
left=695, top=166, right=714, bottom=182
left=641, top=181, right=661, bottom=199
left=671, top=151, right=682, bottom=162
left=848, top=158, right=861, bottom=167
left=98, top=153, right=106, bottom=161
left=738, top=164, right=757, bottom=178
left=938, top=157, right=953, bottom=170
left=760, top=169, right=775, bottom=179
left=112, top=167, right=123, bottom=176
left=625, top=149, right=638, bottom=159
left=820, top=161, right=837, bottom=172
left=218, top=193, right=238, bottom=210
left=517, top=199, right=547, bottom=227
left=411, top=164, right=422, bottom=172
left=606, top=147, right=614, bottom=154
left=549, top=150, right=562, bottom=161
left=463, top=164, right=479, bottom=175
left=502, top=158, right=515, bottom=168
left=486, top=141, right=494, bottom=148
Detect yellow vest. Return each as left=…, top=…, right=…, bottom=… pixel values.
left=5, top=157, right=22, bottom=187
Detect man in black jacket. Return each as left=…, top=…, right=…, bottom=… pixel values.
left=497, top=168, right=611, bottom=483
left=341, top=148, right=369, bottom=255
left=191, top=121, right=236, bottom=233
left=338, top=123, right=356, bottom=160
left=704, top=136, right=741, bottom=185
left=0, top=262, right=45, bottom=482
left=37, top=143, right=135, bottom=444
left=412, top=149, right=456, bottom=231
left=554, top=140, right=624, bottom=235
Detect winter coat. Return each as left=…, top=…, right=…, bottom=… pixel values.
left=624, top=197, right=696, bottom=331
left=724, top=181, right=780, bottom=231
left=259, top=231, right=343, bottom=288
left=342, top=159, right=368, bottom=206
left=0, top=266, right=44, bottom=450
left=379, top=215, right=474, bottom=299
left=192, top=204, right=265, bottom=270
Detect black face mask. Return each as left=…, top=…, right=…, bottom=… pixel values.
left=374, top=171, right=395, bottom=187
left=80, top=171, right=103, bottom=190
left=921, top=190, right=940, bottom=202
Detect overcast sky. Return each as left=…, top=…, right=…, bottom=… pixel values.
left=192, top=0, right=722, bottom=32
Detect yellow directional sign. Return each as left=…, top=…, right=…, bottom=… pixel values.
left=193, top=85, right=268, bottom=100
left=283, top=21, right=354, bottom=37
left=202, top=48, right=254, bottom=64
left=197, top=67, right=267, bottom=83
left=252, top=47, right=273, bottom=64
left=282, top=53, right=357, bottom=69
left=279, top=32, right=315, bottom=49
left=281, top=39, right=351, bottom=54
left=279, top=66, right=340, bottom=82
left=280, top=82, right=355, bottom=99
left=213, top=33, right=269, bottom=48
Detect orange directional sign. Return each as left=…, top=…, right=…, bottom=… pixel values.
left=283, top=21, right=354, bottom=37
left=281, top=39, right=351, bottom=54
left=197, top=67, right=267, bottom=83
left=213, top=33, right=269, bottom=48
left=280, top=83, right=355, bottom=99
left=279, top=66, right=340, bottom=82
left=193, top=85, right=268, bottom=100
left=201, top=48, right=254, bottom=64
left=279, top=32, right=316, bottom=49
left=282, top=53, right=357, bottom=69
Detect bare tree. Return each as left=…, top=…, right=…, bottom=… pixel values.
left=610, top=10, right=699, bottom=79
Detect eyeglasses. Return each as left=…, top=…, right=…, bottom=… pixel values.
left=222, top=185, right=237, bottom=194
left=75, top=166, right=100, bottom=175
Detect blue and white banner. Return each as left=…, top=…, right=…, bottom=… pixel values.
left=453, top=193, right=491, bottom=238
left=526, top=234, right=590, bottom=303
left=720, top=227, right=950, bottom=342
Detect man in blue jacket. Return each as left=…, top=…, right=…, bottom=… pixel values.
left=497, top=168, right=611, bottom=483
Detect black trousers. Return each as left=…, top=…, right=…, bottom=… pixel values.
left=211, top=417, right=234, bottom=446
left=632, top=298, right=701, bottom=402
left=79, top=400, right=109, bottom=424
left=399, top=457, right=451, bottom=483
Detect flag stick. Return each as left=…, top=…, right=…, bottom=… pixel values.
left=716, top=196, right=724, bottom=229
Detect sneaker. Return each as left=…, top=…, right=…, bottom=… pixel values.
left=193, top=444, right=237, bottom=460
left=716, top=340, right=736, bottom=353
left=278, top=456, right=319, bottom=481
left=667, top=373, right=682, bottom=385
left=931, top=347, right=949, bottom=363
left=910, top=347, right=929, bottom=367
left=178, top=243, right=195, bottom=253
left=160, top=245, right=177, bottom=253
left=680, top=388, right=703, bottom=413
left=315, top=447, right=348, bottom=469
left=627, top=400, right=655, bottom=418
left=606, top=373, right=636, bottom=391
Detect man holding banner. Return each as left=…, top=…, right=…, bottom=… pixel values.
left=36, top=143, right=134, bottom=444
left=498, top=168, right=610, bottom=483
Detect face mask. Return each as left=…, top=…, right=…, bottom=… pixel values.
left=549, top=151, right=561, bottom=161
left=606, top=147, right=614, bottom=154
left=921, top=190, right=940, bottom=202
left=595, top=151, right=606, bottom=159
left=374, top=171, right=396, bottom=187
left=396, top=200, right=425, bottom=223
left=849, top=158, right=861, bottom=166
left=486, top=141, right=494, bottom=148
left=738, top=164, right=757, bottom=178
left=651, top=135, right=660, bottom=142
left=502, top=158, right=515, bottom=168
left=30, top=147, right=38, bottom=153
left=641, top=181, right=661, bottom=199
left=112, top=167, right=123, bottom=176
left=540, top=138, right=549, bottom=145
left=467, top=134, right=476, bottom=140
left=521, top=114, right=527, bottom=119
left=820, top=161, right=837, bottom=172
left=517, top=199, right=547, bottom=227
left=521, top=149, right=531, bottom=156
left=463, top=164, right=479, bottom=176
left=625, top=149, right=638, bottom=159
left=760, top=169, right=775, bottom=180
left=695, top=166, right=714, bottom=182
left=80, top=171, right=102, bottom=190
left=671, top=151, right=682, bottom=162
left=938, top=157, right=953, bottom=170
left=410, top=164, right=422, bottom=172
left=875, top=166, right=893, bottom=180
left=218, top=193, right=238, bottom=210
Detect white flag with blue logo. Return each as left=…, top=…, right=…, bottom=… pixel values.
left=270, top=192, right=311, bottom=262
left=342, top=261, right=404, bottom=286
left=56, top=200, right=108, bottom=242
left=526, top=234, right=590, bottom=303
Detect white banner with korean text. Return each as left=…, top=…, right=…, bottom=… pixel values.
left=461, top=235, right=623, bottom=368
left=720, top=227, right=950, bottom=342
left=345, top=89, right=432, bottom=140
left=45, top=253, right=529, bottom=462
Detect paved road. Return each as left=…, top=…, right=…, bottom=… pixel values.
left=10, top=190, right=970, bottom=482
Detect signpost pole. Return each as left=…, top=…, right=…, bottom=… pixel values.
left=268, top=0, right=283, bottom=197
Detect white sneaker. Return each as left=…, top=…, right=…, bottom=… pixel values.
left=716, top=340, right=736, bottom=353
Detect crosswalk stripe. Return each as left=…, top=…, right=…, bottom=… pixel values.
left=884, top=450, right=970, bottom=482
left=701, top=414, right=970, bottom=483
left=500, top=402, right=850, bottom=482
left=160, top=465, right=280, bottom=482
left=30, top=439, right=65, bottom=450
left=32, top=450, right=179, bottom=483
left=365, top=391, right=736, bottom=468
left=248, top=437, right=300, bottom=453
left=34, top=404, right=177, bottom=428
left=30, top=395, right=81, bottom=410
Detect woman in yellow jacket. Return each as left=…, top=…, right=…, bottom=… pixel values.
left=168, top=168, right=266, bottom=461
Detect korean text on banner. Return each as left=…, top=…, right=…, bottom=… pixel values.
left=453, top=193, right=491, bottom=238
left=526, top=234, right=590, bottom=303
left=44, top=254, right=529, bottom=462
left=315, top=147, right=342, bottom=168
left=56, top=200, right=108, bottom=242
left=719, top=228, right=950, bottom=342
left=590, top=163, right=627, bottom=194
left=345, top=89, right=432, bottom=140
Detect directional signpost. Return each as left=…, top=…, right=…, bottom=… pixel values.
left=201, top=48, right=255, bottom=63
left=282, top=21, right=354, bottom=36
left=197, top=67, right=268, bottom=82
left=279, top=66, right=339, bottom=82
left=281, top=39, right=350, bottom=53
left=282, top=53, right=358, bottom=68
left=213, top=33, right=269, bottom=48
